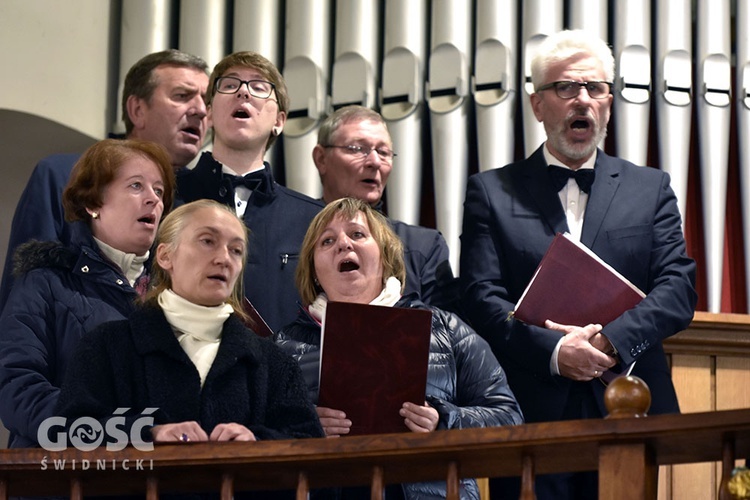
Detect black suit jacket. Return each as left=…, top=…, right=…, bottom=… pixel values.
left=460, top=147, right=697, bottom=422
left=389, top=219, right=457, bottom=311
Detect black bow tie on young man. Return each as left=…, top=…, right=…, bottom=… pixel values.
left=548, top=164, right=595, bottom=193
left=227, top=170, right=265, bottom=191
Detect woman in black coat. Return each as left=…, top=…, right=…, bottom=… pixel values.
left=56, top=200, right=323, bottom=444
left=275, top=198, right=523, bottom=500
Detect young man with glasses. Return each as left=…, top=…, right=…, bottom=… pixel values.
left=460, top=30, right=696, bottom=499
left=175, top=51, right=322, bottom=333
left=312, top=105, right=457, bottom=311
left=0, top=49, right=210, bottom=313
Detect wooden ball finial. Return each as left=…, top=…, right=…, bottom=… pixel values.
left=604, top=375, right=651, bottom=419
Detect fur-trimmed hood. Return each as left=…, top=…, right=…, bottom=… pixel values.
left=12, top=239, right=77, bottom=278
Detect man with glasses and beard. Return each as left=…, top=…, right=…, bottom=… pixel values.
left=459, top=29, right=697, bottom=500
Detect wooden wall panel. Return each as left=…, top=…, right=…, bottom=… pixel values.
left=716, top=357, right=750, bottom=410
left=669, top=354, right=714, bottom=499
left=670, top=354, right=713, bottom=412
left=657, top=464, right=670, bottom=500
left=714, top=357, right=750, bottom=496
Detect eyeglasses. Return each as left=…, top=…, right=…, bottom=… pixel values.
left=214, top=77, right=276, bottom=99
left=323, top=144, right=397, bottom=163
left=537, top=80, right=613, bottom=100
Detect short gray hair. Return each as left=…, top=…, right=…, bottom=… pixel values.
left=317, top=105, right=390, bottom=146
left=531, top=30, right=615, bottom=91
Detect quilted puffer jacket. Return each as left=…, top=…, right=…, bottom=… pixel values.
left=275, top=294, right=524, bottom=500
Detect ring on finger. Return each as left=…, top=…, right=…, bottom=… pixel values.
left=180, top=433, right=190, bottom=442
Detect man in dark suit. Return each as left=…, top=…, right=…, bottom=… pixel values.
left=459, top=30, right=697, bottom=500
left=312, top=105, right=456, bottom=310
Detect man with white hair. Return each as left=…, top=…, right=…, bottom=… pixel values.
left=460, top=29, right=697, bottom=499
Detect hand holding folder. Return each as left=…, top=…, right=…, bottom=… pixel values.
left=318, top=302, right=432, bottom=435
left=513, top=233, right=646, bottom=380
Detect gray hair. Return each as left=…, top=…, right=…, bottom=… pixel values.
left=317, top=105, right=390, bottom=146
left=531, top=30, right=615, bottom=90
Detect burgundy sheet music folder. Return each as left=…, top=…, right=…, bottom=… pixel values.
left=318, top=302, right=432, bottom=436
left=513, top=233, right=646, bottom=328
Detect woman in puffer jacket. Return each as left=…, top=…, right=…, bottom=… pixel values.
left=0, top=139, right=174, bottom=448
left=275, top=198, right=524, bottom=500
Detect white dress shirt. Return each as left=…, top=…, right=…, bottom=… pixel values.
left=542, top=144, right=597, bottom=375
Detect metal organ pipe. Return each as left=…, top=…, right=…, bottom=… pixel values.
left=232, top=0, right=281, bottom=61
left=282, top=0, right=332, bottom=198
left=233, top=0, right=283, bottom=169
left=331, top=0, right=379, bottom=111
left=696, top=0, right=731, bottom=313
left=655, top=0, right=692, bottom=229
left=473, top=0, right=517, bottom=172
left=427, top=0, right=472, bottom=274
left=179, top=0, right=227, bottom=70
left=521, top=0, right=563, bottom=156
left=114, top=0, right=172, bottom=135
left=736, top=1, right=750, bottom=312
left=568, top=0, right=607, bottom=151
left=381, top=0, right=428, bottom=225
left=568, top=0, right=607, bottom=41
left=613, top=0, right=651, bottom=166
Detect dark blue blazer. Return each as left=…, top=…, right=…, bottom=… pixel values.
left=459, top=147, right=697, bottom=422
left=176, top=153, right=323, bottom=332
left=0, top=154, right=79, bottom=313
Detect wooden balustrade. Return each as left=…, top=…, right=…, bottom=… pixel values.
left=0, top=387, right=749, bottom=500
left=1, top=314, right=748, bottom=500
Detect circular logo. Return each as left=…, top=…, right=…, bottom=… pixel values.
left=68, top=417, right=104, bottom=451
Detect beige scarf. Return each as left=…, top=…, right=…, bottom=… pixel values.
left=308, top=276, right=402, bottom=323
left=158, top=289, right=234, bottom=386
left=94, top=237, right=149, bottom=286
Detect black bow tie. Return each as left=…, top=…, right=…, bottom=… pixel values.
left=548, top=165, right=595, bottom=193
left=227, top=170, right=265, bottom=191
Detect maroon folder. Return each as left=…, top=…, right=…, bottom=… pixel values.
left=318, top=302, right=432, bottom=436
left=513, top=233, right=646, bottom=328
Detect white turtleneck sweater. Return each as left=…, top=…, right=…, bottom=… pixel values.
left=158, top=289, right=234, bottom=386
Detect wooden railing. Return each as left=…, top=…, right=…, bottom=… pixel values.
left=1, top=313, right=748, bottom=500
left=1, top=397, right=749, bottom=500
